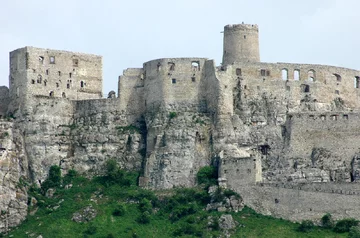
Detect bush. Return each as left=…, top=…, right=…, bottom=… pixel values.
left=223, top=189, right=241, bottom=199
left=171, top=203, right=199, bottom=222
left=41, top=165, right=62, bottom=193
left=138, top=198, right=152, bottom=214
left=349, top=226, right=360, bottom=238
left=137, top=211, right=151, bottom=224
left=321, top=213, right=333, bottom=228
left=297, top=220, right=314, bottom=232
left=84, top=223, right=97, bottom=235
left=63, top=169, right=78, bottom=184
left=102, top=160, right=131, bottom=186
left=333, top=218, right=359, bottom=233
left=112, top=204, right=126, bottom=216
left=173, top=222, right=202, bottom=237
left=196, top=166, right=218, bottom=186
left=169, top=112, right=177, bottom=119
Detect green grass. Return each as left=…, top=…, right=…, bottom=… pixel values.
left=5, top=171, right=350, bottom=238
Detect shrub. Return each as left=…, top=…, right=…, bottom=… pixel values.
left=171, top=203, right=198, bottom=222
left=333, top=218, right=359, bottom=233
left=138, top=198, right=152, bottom=214
left=84, top=223, right=97, bottom=235
left=321, top=213, right=333, bottom=228
left=103, top=160, right=131, bottom=186
left=173, top=222, right=202, bottom=237
left=297, top=220, right=314, bottom=232
left=63, top=169, right=78, bottom=184
left=169, top=112, right=177, bottom=119
left=196, top=166, right=218, bottom=186
left=112, top=204, right=126, bottom=216
left=349, top=226, right=360, bottom=238
left=41, top=165, right=62, bottom=193
left=137, top=211, right=151, bottom=224
left=223, top=189, right=241, bottom=199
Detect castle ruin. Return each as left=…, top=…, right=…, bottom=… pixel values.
left=1, top=23, right=360, bottom=231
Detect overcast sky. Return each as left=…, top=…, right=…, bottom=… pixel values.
left=1, top=0, right=359, bottom=95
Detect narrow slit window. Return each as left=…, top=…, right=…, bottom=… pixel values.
left=355, top=76, right=360, bottom=88
left=80, top=81, right=84, bottom=88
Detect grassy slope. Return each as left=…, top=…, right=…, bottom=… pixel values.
left=6, top=173, right=348, bottom=238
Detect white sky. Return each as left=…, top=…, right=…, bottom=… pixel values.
left=0, top=0, right=359, bottom=95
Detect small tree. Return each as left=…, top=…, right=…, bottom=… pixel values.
left=349, top=226, right=360, bottom=238
left=321, top=213, right=333, bottom=228
left=41, top=165, right=62, bottom=193
left=196, top=166, right=218, bottom=187
left=297, top=220, right=314, bottom=232
left=333, top=218, right=359, bottom=233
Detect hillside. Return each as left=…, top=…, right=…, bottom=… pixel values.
left=2, top=163, right=353, bottom=238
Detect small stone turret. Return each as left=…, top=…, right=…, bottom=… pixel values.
left=222, top=23, right=260, bottom=65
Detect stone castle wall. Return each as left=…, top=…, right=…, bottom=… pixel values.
left=0, top=86, right=9, bottom=118
left=143, top=58, right=208, bottom=112
left=238, top=183, right=360, bottom=223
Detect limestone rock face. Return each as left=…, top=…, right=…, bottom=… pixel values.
left=0, top=121, right=28, bottom=233
left=142, top=111, right=212, bottom=189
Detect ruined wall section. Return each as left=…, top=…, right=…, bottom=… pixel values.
left=231, top=62, right=360, bottom=119
left=0, top=86, right=10, bottom=118
left=8, top=48, right=28, bottom=116
left=70, top=99, right=145, bottom=173
left=24, top=47, right=102, bottom=100
left=143, top=58, right=207, bottom=112
left=238, top=184, right=360, bottom=223
left=278, top=112, right=360, bottom=183
left=118, top=68, right=145, bottom=123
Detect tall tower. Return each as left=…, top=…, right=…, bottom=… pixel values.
left=222, top=24, right=260, bottom=65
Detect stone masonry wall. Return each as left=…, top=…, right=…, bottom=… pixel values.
left=0, top=86, right=9, bottom=118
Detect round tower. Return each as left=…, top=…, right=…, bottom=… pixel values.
left=222, top=24, right=260, bottom=65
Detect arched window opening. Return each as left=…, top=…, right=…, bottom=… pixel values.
left=236, top=68, right=242, bottom=76
left=191, top=61, right=200, bottom=71
left=294, top=69, right=300, bottom=80
left=31, top=79, right=35, bottom=84
left=80, top=81, right=84, bottom=88
left=308, top=70, right=316, bottom=82
left=49, top=91, right=54, bottom=97
left=62, top=92, right=66, bottom=98
left=281, top=69, right=288, bottom=80
left=355, top=76, right=360, bottom=88
left=334, top=73, right=341, bottom=82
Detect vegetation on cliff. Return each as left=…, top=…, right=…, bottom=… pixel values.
left=2, top=163, right=352, bottom=238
